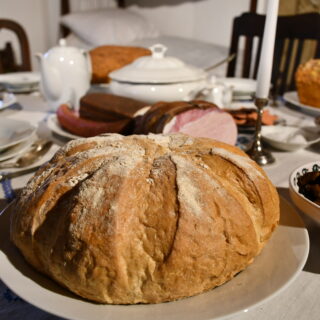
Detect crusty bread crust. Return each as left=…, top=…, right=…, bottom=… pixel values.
left=89, top=45, right=151, bottom=84
left=10, top=133, right=279, bottom=304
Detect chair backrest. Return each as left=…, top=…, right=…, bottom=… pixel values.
left=227, top=12, right=320, bottom=97
left=0, top=19, right=31, bottom=73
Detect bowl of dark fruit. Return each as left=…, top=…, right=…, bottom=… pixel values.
left=289, top=161, right=320, bottom=223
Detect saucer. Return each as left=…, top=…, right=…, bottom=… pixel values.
left=0, top=72, right=40, bottom=93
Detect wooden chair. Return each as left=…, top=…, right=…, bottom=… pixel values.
left=0, top=19, right=31, bottom=73
left=227, top=12, right=320, bottom=97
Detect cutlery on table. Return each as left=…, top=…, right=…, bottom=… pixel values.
left=0, top=165, right=41, bottom=182
left=0, top=139, right=52, bottom=169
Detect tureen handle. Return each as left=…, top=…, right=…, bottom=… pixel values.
left=150, top=44, right=168, bottom=59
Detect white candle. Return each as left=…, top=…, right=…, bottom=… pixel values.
left=256, top=0, right=279, bottom=99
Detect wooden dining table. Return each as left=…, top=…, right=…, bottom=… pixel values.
left=0, top=91, right=319, bottom=320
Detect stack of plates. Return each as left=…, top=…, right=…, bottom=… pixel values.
left=0, top=72, right=40, bottom=93
left=218, top=77, right=257, bottom=101
left=0, top=118, right=37, bottom=162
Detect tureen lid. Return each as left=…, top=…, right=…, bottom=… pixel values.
left=109, top=44, right=206, bottom=84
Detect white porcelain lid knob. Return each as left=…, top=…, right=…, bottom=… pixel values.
left=150, top=44, right=168, bottom=59
left=59, top=39, right=67, bottom=47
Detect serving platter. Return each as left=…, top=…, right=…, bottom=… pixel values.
left=0, top=196, right=309, bottom=320
left=283, top=91, right=320, bottom=117
left=47, top=114, right=81, bottom=140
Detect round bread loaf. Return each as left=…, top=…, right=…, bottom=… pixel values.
left=295, top=59, right=320, bottom=108
left=11, top=133, right=279, bottom=304
left=89, top=45, right=151, bottom=84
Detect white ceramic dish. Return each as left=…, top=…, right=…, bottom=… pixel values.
left=217, top=77, right=257, bottom=99
left=0, top=135, right=35, bottom=162
left=261, top=125, right=320, bottom=151
left=0, top=72, right=40, bottom=93
left=283, top=91, right=320, bottom=117
left=109, top=44, right=207, bottom=104
left=0, top=118, right=37, bottom=152
left=0, top=197, right=309, bottom=320
left=109, top=79, right=206, bottom=104
left=0, top=93, right=17, bottom=111
left=47, top=114, right=81, bottom=140
left=289, top=161, right=320, bottom=223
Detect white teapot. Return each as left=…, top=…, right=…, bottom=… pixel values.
left=36, top=39, right=91, bottom=111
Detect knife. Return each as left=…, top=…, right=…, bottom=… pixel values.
left=0, top=166, right=41, bottom=182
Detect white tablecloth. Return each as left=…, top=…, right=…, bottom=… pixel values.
left=0, top=93, right=319, bottom=320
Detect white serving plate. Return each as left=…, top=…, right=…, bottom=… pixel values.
left=0, top=93, right=17, bottom=111
left=289, top=161, right=320, bottom=223
left=283, top=91, right=320, bottom=117
left=0, top=72, right=40, bottom=93
left=261, top=125, right=320, bottom=151
left=47, top=114, right=81, bottom=140
left=0, top=196, right=309, bottom=320
left=0, top=118, right=37, bottom=152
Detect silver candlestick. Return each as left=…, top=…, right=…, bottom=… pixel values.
left=246, top=97, right=275, bottom=166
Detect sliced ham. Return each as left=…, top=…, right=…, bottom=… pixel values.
left=135, top=100, right=238, bottom=145
left=164, top=108, right=237, bottom=145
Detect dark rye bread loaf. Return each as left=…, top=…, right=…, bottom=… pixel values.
left=56, top=93, right=147, bottom=137
left=11, top=133, right=279, bottom=304
left=80, top=93, right=147, bottom=122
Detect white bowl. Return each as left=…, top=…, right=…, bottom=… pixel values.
left=109, top=79, right=206, bottom=104
left=262, top=125, right=320, bottom=151
left=289, top=161, right=320, bottom=223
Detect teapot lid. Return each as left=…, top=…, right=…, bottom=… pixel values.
left=109, top=44, right=206, bottom=84
left=46, top=39, right=85, bottom=56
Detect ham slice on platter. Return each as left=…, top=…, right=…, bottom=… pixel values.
left=135, top=100, right=238, bottom=145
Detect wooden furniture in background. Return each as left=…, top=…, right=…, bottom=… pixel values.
left=0, top=19, right=31, bottom=74
left=227, top=12, right=320, bottom=97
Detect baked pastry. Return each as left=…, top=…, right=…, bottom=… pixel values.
left=89, top=45, right=151, bottom=83
left=134, top=100, right=238, bottom=145
left=11, top=133, right=279, bottom=304
left=295, top=59, right=320, bottom=108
